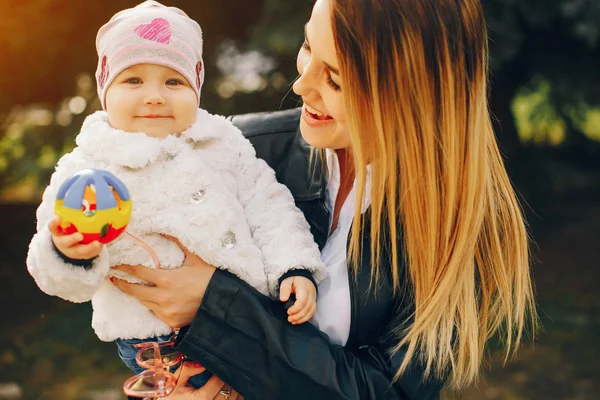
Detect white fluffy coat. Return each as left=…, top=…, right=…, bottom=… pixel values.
left=27, top=109, right=326, bottom=341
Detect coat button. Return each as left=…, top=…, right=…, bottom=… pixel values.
left=190, top=189, right=205, bottom=204
left=221, top=231, right=236, bottom=248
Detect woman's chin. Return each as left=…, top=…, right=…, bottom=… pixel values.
left=299, top=119, right=348, bottom=149
left=299, top=119, right=326, bottom=147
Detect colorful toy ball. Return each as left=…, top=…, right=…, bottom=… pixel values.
left=55, top=169, right=132, bottom=244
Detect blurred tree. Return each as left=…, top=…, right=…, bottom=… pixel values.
left=199, top=0, right=313, bottom=115
left=484, top=0, right=600, bottom=152
left=1, top=0, right=599, bottom=200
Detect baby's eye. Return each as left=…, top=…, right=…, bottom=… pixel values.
left=166, top=79, right=184, bottom=86
left=125, top=77, right=142, bottom=84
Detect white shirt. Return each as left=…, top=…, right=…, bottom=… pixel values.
left=311, top=149, right=372, bottom=346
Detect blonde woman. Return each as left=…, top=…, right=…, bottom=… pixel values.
left=112, top=0, right=537, bottom=398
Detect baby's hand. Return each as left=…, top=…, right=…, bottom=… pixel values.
left=48, top=216, right=103, bottom=260
left=280, top=275, right=317, bottom=325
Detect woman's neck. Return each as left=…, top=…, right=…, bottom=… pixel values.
left=336, top=148, right=355, bottom=186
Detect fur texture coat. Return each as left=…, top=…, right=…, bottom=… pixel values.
left=27, top=109, right=325, bottom=341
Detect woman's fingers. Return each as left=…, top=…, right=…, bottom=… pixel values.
left=225, top=387, right=243, bottom=400
left=174, top=361, right=207, bottom=385
left=161, top=362, right=211, bottom=400
left=112, top=246, right=216, bottom=328
left=198, top=375, right=226, bottom=399
left=111, top=263, right=215, bottom=328
left=161, top=234, right=207, bottom=266
left=169, top=363, right=243, bottom=400
left=111, top=263, right=162, bottom=284
left=110, top=277, right=159, bottom=303
left=162, top=234, right=192, bottom=257
left=214, top=385, right=237, bottom=400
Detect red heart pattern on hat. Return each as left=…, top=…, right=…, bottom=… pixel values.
left=98, top=55, right=110, bottom=89
left=134, top=18, right=171, bottom=44
left=195, top=61, right=203, bottom=89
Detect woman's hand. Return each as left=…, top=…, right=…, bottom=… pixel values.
left=110, top=235, right=216, bottom=328
left=169, top=362, right=244, bottom=400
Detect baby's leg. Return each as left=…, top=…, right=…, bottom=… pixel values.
left=115, top=334, right=212, bottom=388
left=115, top=333, right=174, bottom=374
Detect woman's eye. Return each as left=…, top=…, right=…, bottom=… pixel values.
left=166, top=79, right=184, bottom=86
left=327, top=76, right=341, bottom=92
left=301, top=40, right=310, bottom=51
left=125, top=77, right=141, bottom=84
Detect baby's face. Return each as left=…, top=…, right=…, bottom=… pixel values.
left=105, top=64, right=197, bottom=138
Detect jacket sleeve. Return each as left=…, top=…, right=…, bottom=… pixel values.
left=26, top=150, right=110, bottom=303
left=175, top=270, right=444, bottom=400
left=234, top=135, right=327, bottom=296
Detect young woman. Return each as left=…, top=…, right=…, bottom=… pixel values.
left=112, top=0, right=537, bottom=398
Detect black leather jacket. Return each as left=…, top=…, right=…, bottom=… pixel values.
left=175, top=108, right=445, bottom=400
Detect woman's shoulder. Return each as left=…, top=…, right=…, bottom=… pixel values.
left=229, top=108, right=305, bottom=167
left=229, top=107, right=301, bottom=139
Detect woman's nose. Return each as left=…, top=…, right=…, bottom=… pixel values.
left=292, top=72, right=308, bottom=98
left=293, top=51, right=317, bottom=98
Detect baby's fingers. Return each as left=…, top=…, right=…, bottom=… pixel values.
left=52, top=231, right=84, bottom=249
left=287, top=288, right=309, bottom=315
left=280, top=278, right=293, bottom=302
left=54, top=237, right=102, bottom=260
left=289, top=298, right=316, bottom=325
left=72, top=241, right=103, bottom=259
left=47, top=217, right=62, bottom=234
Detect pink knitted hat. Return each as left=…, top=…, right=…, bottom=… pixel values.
left=95, top=0, right=204, bottom=109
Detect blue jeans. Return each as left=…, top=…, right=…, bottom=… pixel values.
left=115, top=334, right=212, bottom=388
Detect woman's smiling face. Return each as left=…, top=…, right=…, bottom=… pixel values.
left=293, top=0, right=351, bottom=150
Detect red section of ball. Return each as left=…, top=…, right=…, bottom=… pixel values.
left=57, top=223, right=127, bottom=244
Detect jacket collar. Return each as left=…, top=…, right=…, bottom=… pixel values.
left=281, top=125, right=327, bottom=201
left=75, top=109, right=220, bottom=168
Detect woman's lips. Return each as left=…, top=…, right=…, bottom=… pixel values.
left=302, top=105, right=334, bottom=127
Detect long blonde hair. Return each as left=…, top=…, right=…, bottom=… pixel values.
left=330, top=0, right=537, bottom=388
